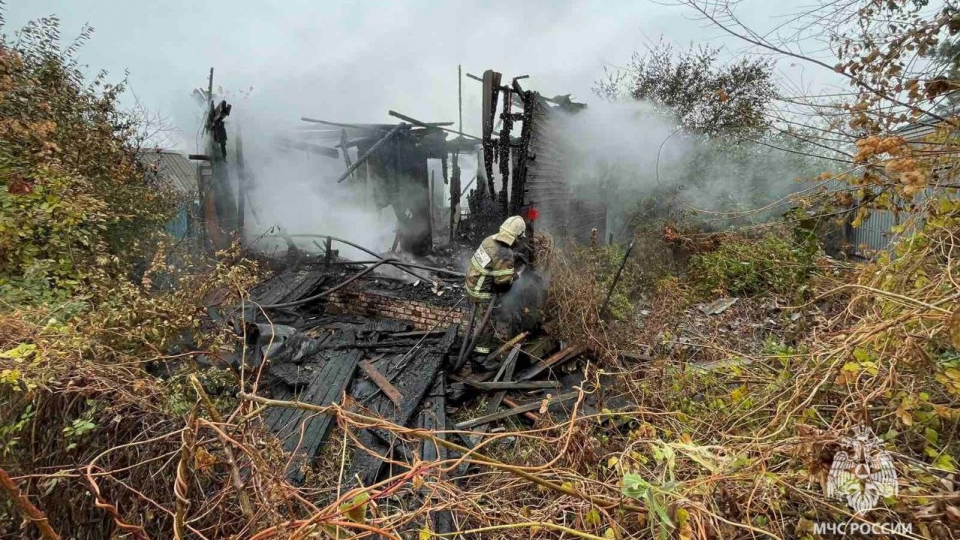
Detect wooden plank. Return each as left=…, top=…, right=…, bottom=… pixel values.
left=417, top=377, right=447, bottom=463
left=503, top=397, right=540, bottom=422
left=272, top=357, right=344, bottom=441
left=359, top=359, right=404, bottom=407
left=464, top=380, right=559, bottom=391
left=454, top=392, right=579, bottom=430
left=482, top=332, right=528, bottom=364
left=419, top=378, right=454, bottom=536
left=347, top=350, right=443, bottom=487
left=470, top=346, right=520, bottom=443
left=515, top=344, right=586, bottom=381
left=262, top=385, right=294, bottom=431
left=249, top=267, right=326, bottom=306
left=283, top=354, right=360, bottom=481
left=273, top=350, right=361, bottom=483
left=387, top=329, right=446, bottom=339
left=446, top=368, right=496, bottom=402
left=486, top=346, right=520, bottom=412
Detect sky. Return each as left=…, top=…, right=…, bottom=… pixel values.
left=5, top=0, right=846, bottom=152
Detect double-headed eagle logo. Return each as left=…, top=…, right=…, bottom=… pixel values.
left=826, top=426, right=898, bottom=514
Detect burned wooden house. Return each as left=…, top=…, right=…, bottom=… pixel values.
left=295, top=117, right=474, bottom=256
left=294, top=69, right=607, bottom=254
left=460, top=70, right=606, bottom=245
left=193, top=68, right=607, bottom=259
left=182, top=69, right=609, bottom=514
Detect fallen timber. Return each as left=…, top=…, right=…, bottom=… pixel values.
left=240, top=255, right=592, bottom=501
left=454, top=392, right=580, bottom=430
left=239, top=391, right=647, bottom=515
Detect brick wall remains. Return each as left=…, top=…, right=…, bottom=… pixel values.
left=327, top=289, right=468, bottom=330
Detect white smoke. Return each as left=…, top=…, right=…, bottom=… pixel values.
left=218, top=103, right=398, bottom=260
left=202, top=91, right=834, bottom=261
left=552, top=100, right=835, bottom=237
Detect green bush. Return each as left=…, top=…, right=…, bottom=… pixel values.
left=686, top=233, right=816, bottom=297
left=0, top=18, right=177, bottom=307
left=550, top=242, right=645, bottom=322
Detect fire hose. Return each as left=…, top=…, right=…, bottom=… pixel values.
left=453, top=294, right=498, bottom=372
left=261, top=234, right=462, bottom=282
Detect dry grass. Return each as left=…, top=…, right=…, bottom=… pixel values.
left=3, top=207, right=959, bottom=539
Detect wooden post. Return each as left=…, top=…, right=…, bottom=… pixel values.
left=429, top=169, right=435, bottom=243
left=449, top=152, right=459, bottom=244
left=207, top=68, right=213, bottom=107
left=458, top=64, right=463, bottom=136
left=235, top=130, right=247, bottom=239
left=340, top=129, right=353, bottom=181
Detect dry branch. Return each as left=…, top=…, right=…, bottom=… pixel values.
left=0, top=466, right=62, bottom=540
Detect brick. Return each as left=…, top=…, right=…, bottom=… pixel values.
left=325, top=288, right=468, bottom=330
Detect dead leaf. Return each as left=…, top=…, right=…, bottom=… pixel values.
left=946, top=505, right=960, bottom=524
left=194, top=447, right=217, bottom=472
left=7, top=176, right=32, bottom=194
left=950, top=309, right=960, bottom=349
left=539, top=394, right=552, bottom=414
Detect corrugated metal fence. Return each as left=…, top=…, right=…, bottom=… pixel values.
left=828, top=179, right=943, bottom=258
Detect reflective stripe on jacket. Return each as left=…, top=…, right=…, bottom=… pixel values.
left=465, top=235, right=515, bottom=301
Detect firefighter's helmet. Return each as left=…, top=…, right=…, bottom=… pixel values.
left=494, top=216, right=526, bottom=245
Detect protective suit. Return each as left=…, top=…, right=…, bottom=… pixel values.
left=464, top=215, right=525, bottom=302
left=461, top=216, right=526, bottom=356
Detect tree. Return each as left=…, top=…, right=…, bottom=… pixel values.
left=595, top=41, right=778, bottom=137
left=0, top=17, right=176, bottom=305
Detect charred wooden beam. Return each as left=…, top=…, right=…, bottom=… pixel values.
left=481, top=70, right=501, bottom=199
left=516, top=344, right=586, bottom=382
left=385, top=111, right=454, bottom=127
left=497, top=89, right=513, bottom=214
left=301, top=117, right=394, bottom=131
left=464, top=380, right=560, bottom=391
left=388, top=110, right=481, bottom=141
left=387, top=329, right=447, bottom=339
left=454, top=391, right=579, bottom=430
left=417, top=378, right=448, bottom=462
left=416, top=378, right=454, bottom=535
left=236, top=131, right=247, bottom=235
left=335, top=123, right=407, bottom=184
left=270, top=349, right=361, bottom=484
left=274, top=136, right=340, bottom=159
left=510, top=87, right=535, bottom=215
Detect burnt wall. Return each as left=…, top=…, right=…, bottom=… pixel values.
left=525, top=96, right=607, bottom=244
left=327, top=289, right=467, bottom=330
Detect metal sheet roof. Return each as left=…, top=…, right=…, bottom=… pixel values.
left=137, top=150, right=198, bottom=195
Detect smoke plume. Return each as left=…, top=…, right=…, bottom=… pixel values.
left=552, top=100, right=834, bottom=237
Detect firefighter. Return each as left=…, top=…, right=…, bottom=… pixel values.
left=456, top=216, right=527, bottom=367
left=465, top=215, right=526, bottom=302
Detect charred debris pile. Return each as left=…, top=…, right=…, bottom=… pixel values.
left=233, top=250, right=603, bottom=496
left=178, top=67, right=623, bottom=524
